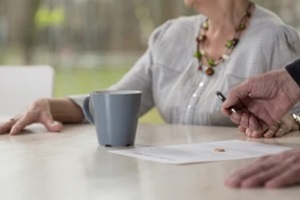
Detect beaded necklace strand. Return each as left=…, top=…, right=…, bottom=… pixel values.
left=193, top=2, right=253, bottom=76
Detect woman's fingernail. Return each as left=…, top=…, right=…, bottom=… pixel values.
left=50, top=121, right=59, bottom=126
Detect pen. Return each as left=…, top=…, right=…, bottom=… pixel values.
left=215, top=91, right=237, bottom=114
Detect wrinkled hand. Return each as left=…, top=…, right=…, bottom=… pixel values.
left=225, top=149, right=300, bottom=188
left=0, top=98, right=63, bottom=135
left=238, top=114, right=299, bottom=138
left=222, top=69, right=300, bottom=133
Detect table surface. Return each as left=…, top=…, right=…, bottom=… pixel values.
left=0, top=116, right=300, bottom=200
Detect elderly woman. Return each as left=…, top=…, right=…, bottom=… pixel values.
left=1, top=0, right=300, bottom=137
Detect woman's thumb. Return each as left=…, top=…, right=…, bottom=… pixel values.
left=44, top=120, right=63, bottom=132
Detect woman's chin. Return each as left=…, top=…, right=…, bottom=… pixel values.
left=183, top=0, right=195, bottom=8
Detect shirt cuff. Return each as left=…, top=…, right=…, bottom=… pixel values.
left=285, top=59, right=300, bottom=88
left=68, top=94, right=89, bottom=123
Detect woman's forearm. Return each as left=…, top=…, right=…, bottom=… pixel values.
left=49, top=98, right=85, bottom=123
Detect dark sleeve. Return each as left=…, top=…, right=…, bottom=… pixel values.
left=285, top=59, right=300, bottom=87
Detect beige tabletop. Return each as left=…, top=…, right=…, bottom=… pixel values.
left=0, top=116, right=300, bottom=200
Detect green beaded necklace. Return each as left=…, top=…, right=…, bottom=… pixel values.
left=194, top=2, right=253, bottom=76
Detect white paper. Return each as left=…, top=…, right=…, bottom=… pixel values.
left=109, top=140, right=291, bottom=164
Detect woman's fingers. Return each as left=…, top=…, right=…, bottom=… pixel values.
left=0, top=99, right=62, bottom=135
left=41, top=113, right=63, bottom=132
left=38, top=100, right=63, bottom=132
left=44, top=120, right=63, bottom=132
left=9, top=115, right=32, bottom=135
left=9, top=110, right=63, bottom=135
left=0, top=118, right=16, bottom=134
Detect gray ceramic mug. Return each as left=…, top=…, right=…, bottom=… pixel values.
left=83, top=90, right=142, bottom=147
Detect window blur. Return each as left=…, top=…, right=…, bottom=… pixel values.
left=0, top=0, right=193, bottom=70
left=1, top=0, right=300, bottom=122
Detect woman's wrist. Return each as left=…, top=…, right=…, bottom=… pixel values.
left=49, top=98, right=85, bottom=123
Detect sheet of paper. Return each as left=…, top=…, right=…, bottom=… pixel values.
left=109, top=140, right=291, bottom=164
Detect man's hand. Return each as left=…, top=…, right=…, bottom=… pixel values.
left=239, top=114, right=299, bottom=138
left=225, top=149, right=300, bottom=188
left=222, top=69, right=300, bottom=133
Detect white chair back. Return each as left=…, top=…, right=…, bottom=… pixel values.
left=0, top=65, right=54, bottom=115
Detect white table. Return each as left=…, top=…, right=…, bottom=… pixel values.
left=0, top=118, right=300, bottom=200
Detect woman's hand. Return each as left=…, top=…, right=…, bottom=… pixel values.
left=0, top=98, right=63, bottom=135
left=239, top=114, right=299, bottom=138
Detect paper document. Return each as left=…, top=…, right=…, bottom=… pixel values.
left=109, top=140, right=291, bottom=164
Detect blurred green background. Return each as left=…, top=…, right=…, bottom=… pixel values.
left=54, top=67, right=164, bottom=124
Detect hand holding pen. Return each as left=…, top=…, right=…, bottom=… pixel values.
left=216, top=91, right=237, bottom=114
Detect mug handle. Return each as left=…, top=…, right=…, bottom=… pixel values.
left=83, top=96, right=94, bottom=125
